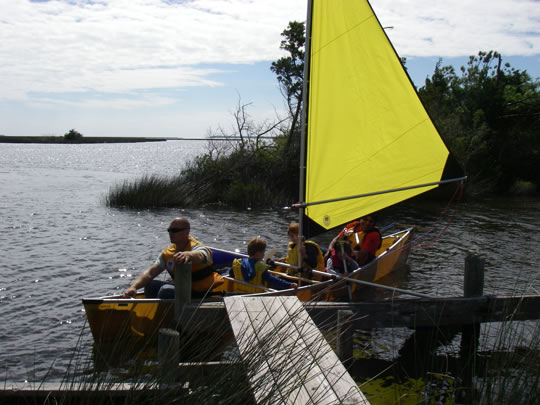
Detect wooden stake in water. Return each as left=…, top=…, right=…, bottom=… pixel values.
left=464, top=254, right=485, bottom=297
left=460, top=254, right=485, bottom=402
left=337, top=310, right=354, bottom=369
left=158, top=262, right=192, bottom=389
left=158, top=328, right=180, bottom=389
left=175, top=262, right=192, bottom=330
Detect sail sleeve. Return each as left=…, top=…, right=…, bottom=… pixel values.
left=305, top=0, right=451, bottom=230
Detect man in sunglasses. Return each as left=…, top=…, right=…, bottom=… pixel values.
left=122, top=217, right=224, bottom=299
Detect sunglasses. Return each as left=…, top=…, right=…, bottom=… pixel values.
left=167, top=227, right=189, bottom=233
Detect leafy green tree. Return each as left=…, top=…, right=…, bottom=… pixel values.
left=64, top=129, right=83, bottom=141
left=419, top=51, right=540, bottom=195
left=270, top=21, right=305, bottom=151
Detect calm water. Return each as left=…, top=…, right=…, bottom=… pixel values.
left=0, top=141, right=539, bottom=384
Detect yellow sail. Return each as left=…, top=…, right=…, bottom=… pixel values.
left=305, top=0, right=450, bottom=230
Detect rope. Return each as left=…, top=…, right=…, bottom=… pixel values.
left=416, top=180, right=465, bottom=249
left=398, top=180, right=465, bottom=251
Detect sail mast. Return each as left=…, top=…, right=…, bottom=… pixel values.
left=297, top=0, right=314, bottom=266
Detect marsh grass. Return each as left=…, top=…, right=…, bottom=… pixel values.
left=5, top=292, right=538, bottom=404
left=9, top=296, right=361, bottom=404
left=105, top=174, right=192, bottom=208
left=473, top=316, right=539, bottom=404
left=105, top=135, right=299, bottom=209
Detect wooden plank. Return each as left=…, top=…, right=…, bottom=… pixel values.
left=224, top=296, right=368, bottom=405
left=254, top=296, right=332, bottom=404
left=226, top=295, right=291, bottom=403
left=184, top=295, right=540, bottom=332
left=226, top=296, right=329, bottom=404
left=305, top=295, right=540, bottom=329
left=275, top=296, right=366, bottom=404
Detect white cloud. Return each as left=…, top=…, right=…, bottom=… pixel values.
left=371, top=0, right=540, bottom=58
left=0, top=0, right=539, bottom=138
left=1, top=0, right=538, bottom=104
left=0, top=0, right=306, bottom=102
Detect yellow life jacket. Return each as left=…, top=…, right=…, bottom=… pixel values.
left=232, top=258, right=267, bottom=294
left=285, top=240, right=325, bottom=275
left=161, top=236, right=224, bottom=293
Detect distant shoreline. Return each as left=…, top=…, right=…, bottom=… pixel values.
left=0, top=135, right=268, bottom=144
left=0, top=135, right=168, bottom=144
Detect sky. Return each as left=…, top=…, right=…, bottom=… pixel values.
left=1, top=0, right=539, bottom=139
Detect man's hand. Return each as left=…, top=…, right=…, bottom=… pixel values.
left=173, top=251, right=192, bottom=264
left=122, top=287, right=137, bottom=298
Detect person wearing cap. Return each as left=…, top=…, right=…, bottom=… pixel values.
left=122, top=217, right=224, bottom=299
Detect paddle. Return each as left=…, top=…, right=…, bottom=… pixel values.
left=267, top=269, right=321, bottom=284
left=264, top=247, right=278, bottom=262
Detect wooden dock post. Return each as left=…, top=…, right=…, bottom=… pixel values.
left=464, top=254, right=484, bottom=297
left=158, top=328, right=180, bottom=389
left=460, top=254, right=484, bottom=401
left=336, top=310, right=354, bottom=369
left=175, top=262, right=192, bottom=330
left=157, top=262, right=191, bottom=390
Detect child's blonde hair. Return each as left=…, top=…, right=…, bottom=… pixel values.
left=287, top=222, right=299, bottom=235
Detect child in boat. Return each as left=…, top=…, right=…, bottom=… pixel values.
left=232, top=237, right=298, bottom=290
left=273, top=222, right=325, bottom=278
left=337, top=215, right=382, bottom=266
left=326, top=238, right=359, bottom=275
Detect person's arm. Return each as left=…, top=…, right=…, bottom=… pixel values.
left=173, top=245, right=212, bottom=265
left=262, top=271, right=297, bottom=290
left=324, top=235, right=340, bottom=262
left=123, top=263, right=163, bottom=297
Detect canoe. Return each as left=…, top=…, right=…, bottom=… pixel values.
left=82, top=228, right=413, bottom=343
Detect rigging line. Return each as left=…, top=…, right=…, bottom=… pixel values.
left=404, top=189, right=459, bottom=251
left=418, top=181, right=464, bottom=249
left=410, top=180, right=463, bottom=246
left=405, top=181, right=464, bottom=250
left=390, top=181, right=464, bottom=253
